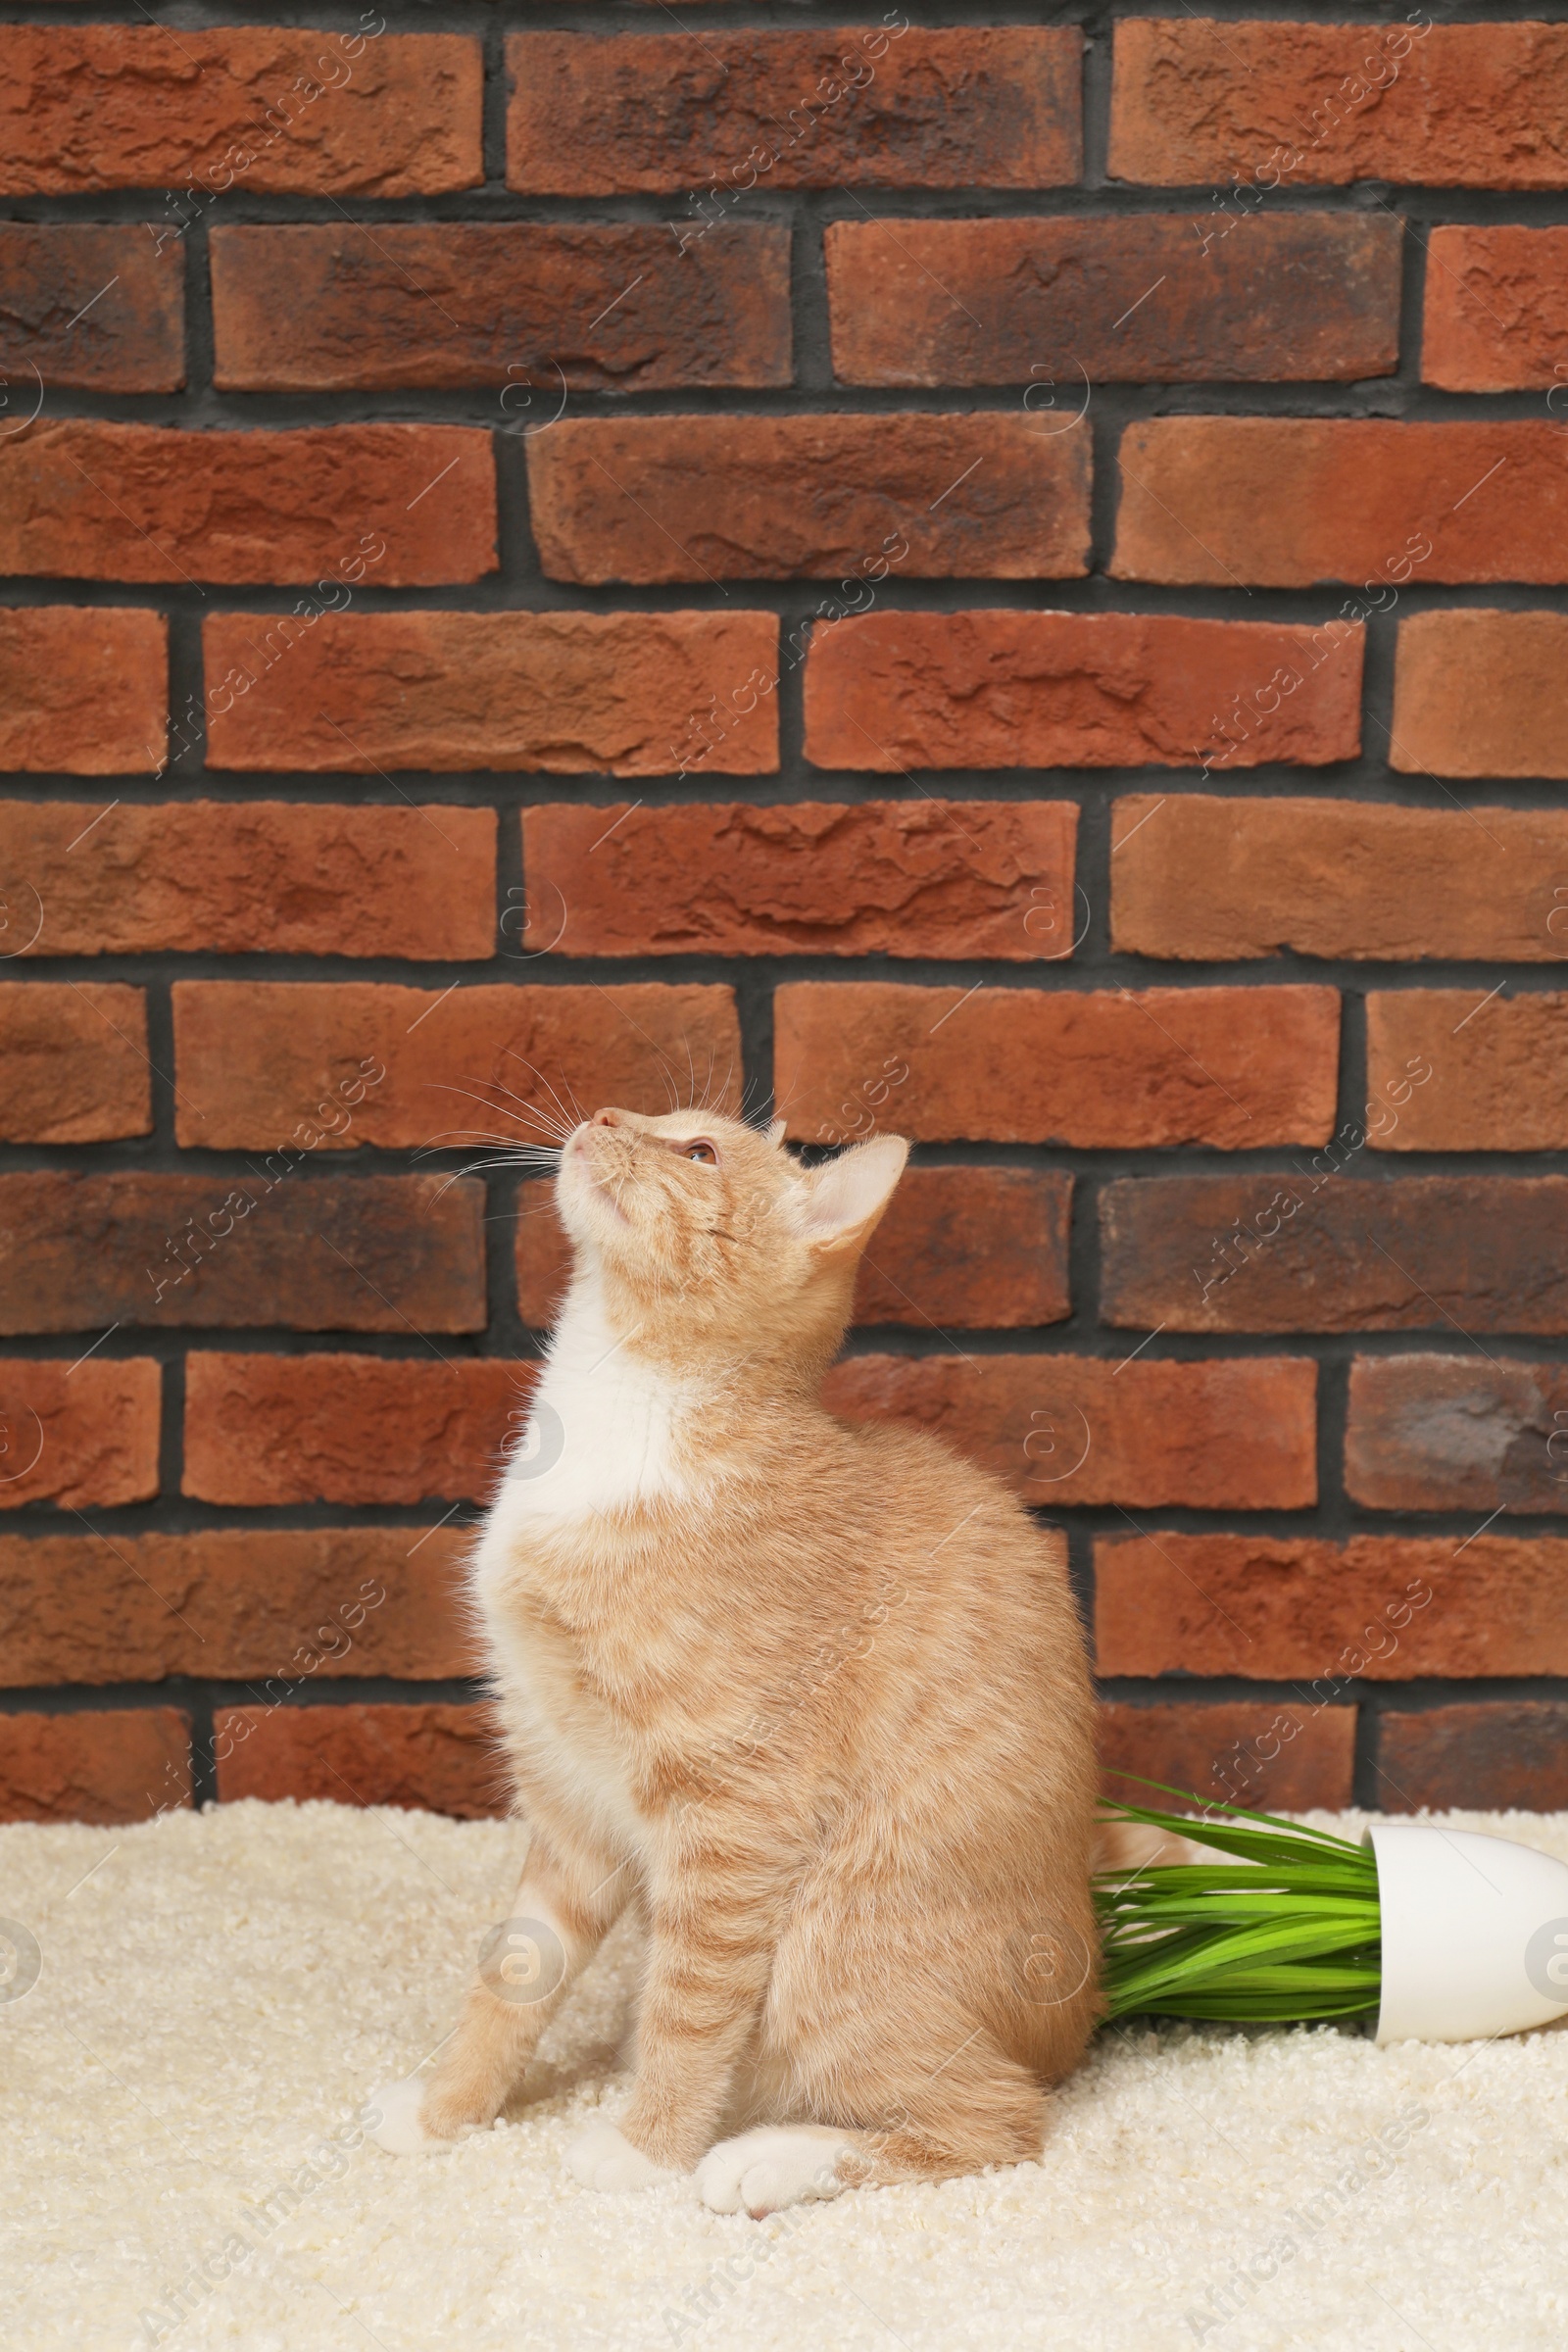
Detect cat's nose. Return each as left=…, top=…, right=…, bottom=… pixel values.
left=592, top=1107, right=625, bottom=1128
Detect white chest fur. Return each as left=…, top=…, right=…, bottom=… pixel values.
left=470, top=1268, right=696, bottom=1849
left=489, top=1268, right=695, bottom=1532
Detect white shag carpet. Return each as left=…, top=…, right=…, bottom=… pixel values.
left=4, top=1799, right=1567, bottom=2352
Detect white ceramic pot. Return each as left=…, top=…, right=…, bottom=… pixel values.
left=1369, top=1824, right=1568, bottom=2044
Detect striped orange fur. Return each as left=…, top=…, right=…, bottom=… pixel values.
left=388, top=1103, right=1101, bottom=2212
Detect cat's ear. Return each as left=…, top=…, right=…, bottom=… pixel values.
left=767, top=1117, right=787, bottom=1147
left=800, top=1134, right=907, bottom=1254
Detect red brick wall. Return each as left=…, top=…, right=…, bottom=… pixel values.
left=4, top=7, right=1567, bottom=1826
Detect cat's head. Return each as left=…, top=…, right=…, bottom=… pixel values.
left=556, top=1106, right=907, bottom=1382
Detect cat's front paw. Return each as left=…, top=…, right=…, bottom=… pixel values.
left=368, top=2076, right=445, bottom=2154
left=567, top=2118, right=670, bottom=2192
left=368, top=2088, right=486, bottom=2154
left=697, top=2126, right=850, bottom=2218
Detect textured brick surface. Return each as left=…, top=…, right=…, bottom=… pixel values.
left=0, top=1707, right=189, bottom=1826
left=514, top=1167, right=1073, bottom=1333
left=1392, top=611, right=1568, bottom=779
left=528, top=415, right=1090, bottom=582
left=1366, top=992, right=1568, bottom=1153
left=1377, top=1703, right=1568, bottom=1813
left=1111, top=795, right=1568, bottom=962
left=0, top=1526, right=474, bottom=1686
left=522, top=800, right=1078, bottom=961
left=804, top=612, right=1362, bottom=771
left=0, top=801, right=495, bottom=959
left=1113, top=420, right=1564, bottom=587
left=171, top=980, right=741, bottom=1151
left=827, top=213, right=1401, bottom=384
left=183, top=1352, right=535, bottom=1506
left=12, top=1, right=1567, bottom=1818
left=203, top=611, right=779, bottom=775
left=0, top=1172, right=486, bottom=1335
left=0, top=984, right=152, bottom=1145
left=506, top=28, right=1081, bottom=193
left=215, top=1700, right=503, bottom=1816
left=0, top=1358, right=160, bottom=1511
left=0, top=609, right=167, bottom=775
left=1109, top=20, right=1568, bottom=189
left=0, top=26, right=481, bottom=195
left=822, top=1353, right=1317, bottom=1510
left=1096, top=1534, right=1568, bottom=1681
left=855, top=1169, right=1072, bottom=1331
left=211, top=222, right=791, bottom=390
left=1100, top=1177, right=1568, bottom=1336
left=1346, top=1356, right=1568, bottom=1518
left=1422, top=225, right=1568, bottom=390
left=513, top=1185, right=576, bottom=1329
left=774, top=982, right=1339, bottom=1148
left=0, top=423, right=494, bottom=585
left=1099, top=1702, right=1355, bottom=1814
left=0, top=224, right=183, bottom=389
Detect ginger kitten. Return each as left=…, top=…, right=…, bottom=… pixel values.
left=373, top=1103, right=1101, bottom=2215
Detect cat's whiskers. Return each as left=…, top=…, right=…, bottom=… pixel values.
left=417, top=1129, right=563, bottom=1204
left=427, top=1080, right=573, bottom=1149
left=500, top=1052, right=587, bottom=1145
left=475, top=1072, right=577, bottom=1142
left=697, top=1051, right=733, bottom=1119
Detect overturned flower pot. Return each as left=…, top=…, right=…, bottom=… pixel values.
left=1097, top=1784, right=1568, bottom=2044
left=1369, top=1822, right=1568, bottom=2043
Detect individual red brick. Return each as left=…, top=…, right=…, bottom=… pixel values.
left=513, top=1184, right=575, bottom=1328
left=1422, top=226, right=1568, bottom=391
left=827, top=214, right=1401, bottom=385
left=0, top=1358, right=160, bottom=1511
left=522, top=800, right=1079, bottom=960
left=1113, top=420, right=1567, bottom=587
left=0, top=27, right=480, bottom=196
left=775, top=982, right=1339, bottom=1149
left=1095, top=1533, right=1568, bottom=1681
left=804, top=612, right=1362, bottom=772
left=1109, top=20, right=1568, bottom=190
left=0, top=423, right=493, bottom=585
left=1110, top=795, right=1568, bottom=963
left=1392, top=611, right=1568, bottom=779
left=203, top=611, right=779, bottom=776
left=0, top=608, right=167, bottom=774
left=0, top=1173, right=485, bottom=1336
left=514, top=1168, right=1073, bottom=1332
left=1100, top=1702, right=1354, bottom=1814
left=528, top=416, right=1089, bottom=583
left=858, top=1170, right=1075, bottom=1331
left=184, top=1353, right=536, bottom=1508
left=215, top=1700, right=503, bottom=1817
left=0, top=1706, right=189, bottom=1826
left=171, top=980, right=741, bottom=1151
left=0, top=800, right=494, bottom=960
left=1367, top=992, right=1568, bottom=1152
left=506, top=29, right=1081, bottom=194
left=822, top=1353, right=1317, bottom=1510
left=1346, top=1355, right=1568, bottom=1517
left=1100, top=1176, right=1568, bottom=1337
left=211, top=223, right=791, bottom=391
left=1377, top=1704, right=1568, bottom=1813
left=0, top=225, right=183, bottom=390
left=0, top=984, right=152, bottom=1144
left=0, top=1526, right=474, bottom=1688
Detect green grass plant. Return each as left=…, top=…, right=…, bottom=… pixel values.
left=1096, top=1781, right=1382, bottom=2024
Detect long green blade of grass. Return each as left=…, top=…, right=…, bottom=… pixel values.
left=1094, top=1785, right=1382, bottom=2025
left=1101, top=1777, right=1368, bottom=1853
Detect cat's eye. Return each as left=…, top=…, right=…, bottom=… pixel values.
left=684, top=1140, right=718, bottom=1166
